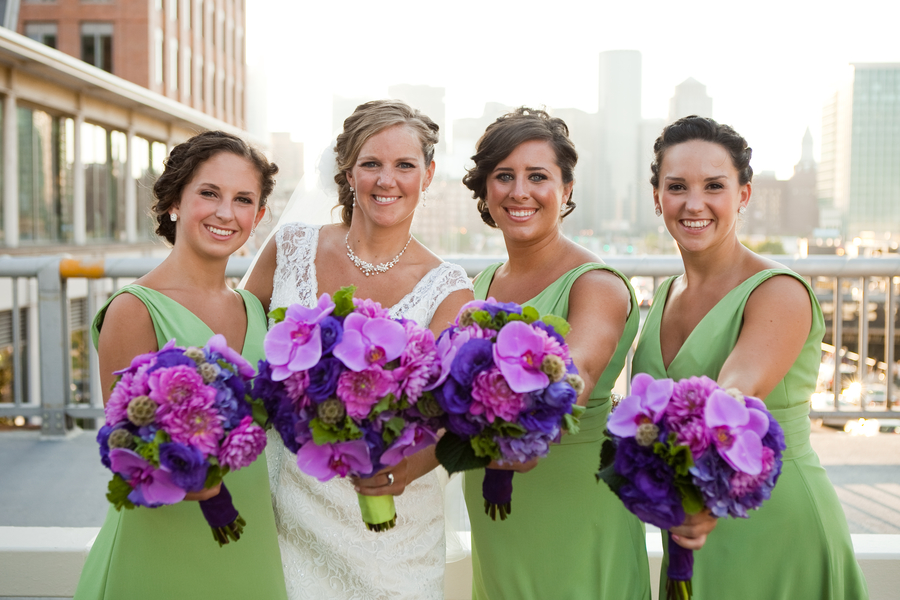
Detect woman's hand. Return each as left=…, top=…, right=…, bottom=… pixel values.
left=670, top=509, right=717, bottom=550
left=352, top=461, right=410, bottom=497
left=486, top=457, right=540, bottom=473
left=184, top=483, right=222, bottom=502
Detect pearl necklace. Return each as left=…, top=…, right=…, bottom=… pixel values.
left=345, top=232, right=412, bottom=277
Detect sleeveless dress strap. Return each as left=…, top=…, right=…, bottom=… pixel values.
left=91, top=284, right=185, bottom=350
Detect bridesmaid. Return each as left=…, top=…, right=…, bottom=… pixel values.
left=633, top=115, right=868, bottom=598
left=460, top=107, right=652, bottom=599
left=75, top=131, right=288, bottom=599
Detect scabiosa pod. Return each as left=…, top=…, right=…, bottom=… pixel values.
left=100, top=335, right=266, bottom=546
left=255, top=286, right=442, bottom=533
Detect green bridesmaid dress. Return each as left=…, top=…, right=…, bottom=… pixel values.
left=632, top=269, right=868, bottom=600
left=74, top=285, right=288, bottom=600
left=464, top=263, right=652, bottom=600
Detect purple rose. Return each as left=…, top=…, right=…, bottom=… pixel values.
left=541, top=381, right=577, bottom=410
left=306, top=357, right=344, bottom=402
left=319, top=316, right=343, bottom=355
left=446, top=413, right=483, bottom=437
left=613, top=438, right=684, bottom=529
left=435, top=379, right=473, bottom=415
left=450, top=339, right=494, bottom=386
left=518, top=402, right=563, bottom=435
left=159, top=442, right=209, bottom=492
left=145, top=344, right=195, bottom=374
left=483, top=300, right=522, bottom=317
left=97, top=425, right=113, bottom=468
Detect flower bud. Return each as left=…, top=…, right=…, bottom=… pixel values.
left=108, top=428, right=135, bottom=449
left=317, top=399, right=346, bottom=425
left=416, top=394, right=444, bottom=418
left=458, top=307, right=477, bottom=328
left=566, top=373, right=586, bottom=396
left=540, top=354, right=567, bottom=382
left=185, top=347, right=205, bottom=364
left=635, top=422, right=660, bottom=447
left=127, top=395, right=158, bottom=427
left=198, top=362, right=219, bottom=384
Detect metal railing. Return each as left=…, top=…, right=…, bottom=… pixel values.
left=0, top=254, right=897, bottom=437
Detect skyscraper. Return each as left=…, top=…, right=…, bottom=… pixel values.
left=596, top=50, right=642, bottom=234
left=668, top=78, right=713, bottom=123
left=819, top=63, right=900, bottom=240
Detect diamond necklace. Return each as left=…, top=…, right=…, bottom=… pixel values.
left=345, top=232, right=412, bottom=277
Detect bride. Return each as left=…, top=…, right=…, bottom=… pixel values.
left=245, top=99, right=473, bottom=599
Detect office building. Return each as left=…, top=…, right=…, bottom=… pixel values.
left=668, top=78, right=713, bottom=123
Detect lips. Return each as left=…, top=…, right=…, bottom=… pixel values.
left=372, top=195, right=400, bottom=204
left=206, top=225, right=235, bottom=237
left=506, top=208, right=537, bottom=218
left=681, top=219, right=711, bottom=229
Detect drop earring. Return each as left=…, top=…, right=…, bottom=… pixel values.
left=350, top=186, right=356, bottom=208
left=421, top=189, right=428, bottom=208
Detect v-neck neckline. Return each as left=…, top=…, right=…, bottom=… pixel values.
left=481, top=263, right=603, bottom=305
left=132, top=285, right=252, bottom=356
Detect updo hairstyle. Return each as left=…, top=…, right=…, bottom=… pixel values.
left=462, top=107, right=578, bottom=228
left=334, top=100, right=440, bottom=227
left=650, top=115, right=753, bottom=189
left=152, top=130, right=278, bottom=245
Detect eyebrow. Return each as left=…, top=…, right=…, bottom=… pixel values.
left=198, top=182, right=258, bottom=196
left=494, top=166, right=550, bottom=172
left=358, top=155, right=420, bottom=163
left=663, top=175, right=727, bottom=182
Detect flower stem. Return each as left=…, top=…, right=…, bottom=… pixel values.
left=357, top=493, right=397, bottom=532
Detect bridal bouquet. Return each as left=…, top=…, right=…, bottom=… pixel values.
left=596, top=374, right=786, bottom=600
left=432, top=299, right=585, bottom=520
left=254, top=286, right=442, bottom=532
left=98, top=335, right=267, bottom=546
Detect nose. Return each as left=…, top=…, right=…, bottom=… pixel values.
left=377, top=167, right=395, bottom=188
left=510, top=177, right=529, bottom=200
left=215, top=197, right=235, bottom=220
left=684, top=189, right=704, bottom=212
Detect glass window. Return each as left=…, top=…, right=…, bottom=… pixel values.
left=17, top=106, right=73, bottom=243
left=169, top=39, right=179, bottom=92
left=81, top=23, right=113, bottom=73
left=197, top=56, right=204, bottom=103
left=0, top=308, right=29, bottom=405
left=132, top=137, right=167, bottom=240
left=24, top=23, right=57, bottom=49
left=183, top=47, right=192, bottom=98
left=82, top=123, right=127, bottom=241
left=154, top=28, right=164, bottom=85
left=169, top=0, right=178, bottom=20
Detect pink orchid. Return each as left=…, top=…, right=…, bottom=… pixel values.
left=381, top=423, right=438, bottom=467
left=296, top=439, right=373, bottom=481
left=332, top=313, right=407, bottom=372
left=109, top=448, right=186, bottom=506
left=206, top=334, right=254, bottom=378
left=607, top=373, right=675, bottom=437
left=704, top=389, right=769, bottom=475
left=492, top=320, right=549, bottom=393
left=264, top=294, right=336, bottom=381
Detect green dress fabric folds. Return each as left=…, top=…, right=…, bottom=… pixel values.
left=464, top=263, right=652, bottom=600
left=74, top=285, right=287, bottom=600
left=632, top=269, right=868, bottom=600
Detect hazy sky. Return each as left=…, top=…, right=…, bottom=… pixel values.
left=247, top=0, right=898, bottom=180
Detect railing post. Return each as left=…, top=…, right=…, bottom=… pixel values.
left=37, top=260, right=74, bottom=438
left=858, top=277, right=869, bottom=413
left=833, top=277, right=843, bottom=409
left=888, top=277, right=896, bottom=410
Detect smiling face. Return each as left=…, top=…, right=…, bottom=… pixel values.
left=171, top=151, right=265, bottom=259
left=653, top=139, right=750, bottom=256
left=345, top=124, right=435, bottom=230
left=485, top=139, right=573, bottom=244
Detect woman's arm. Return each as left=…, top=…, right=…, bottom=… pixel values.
left=564, top=269, right=632, bottom=406
left=427, top=288, right=474, bottom=338
left=244, top=234, right=278, bottom=314
left=97, top=293, right=158, bottom=404
left=718, top=275, right=812, bottom=398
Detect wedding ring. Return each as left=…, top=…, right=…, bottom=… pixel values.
left=387, top=472, right=394, bottom=486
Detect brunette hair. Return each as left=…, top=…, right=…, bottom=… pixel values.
left=333, top=100, right=440, bottom=227
left=650, top=115, right=753, bottom=189
left=152, top=130, right=278, bottom=244
left=462, top=107, right=578, bottom=228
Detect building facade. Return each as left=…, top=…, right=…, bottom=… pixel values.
left=18, top=0, right=246, bottom=128
left=668, top=77, right=712, bottom=123
left=819, top=63, right=900, bottom=241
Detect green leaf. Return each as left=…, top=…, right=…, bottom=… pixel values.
left=492, top=420, right=527, bottom=438
left=595, top=462, right=627, bottom=494
left=370, top=394, right=394, bottom=418
left=249, top=396, right=269, bottom=428
left=571, top=404, right=586, bottom=419
left=310, top=418, right=343, bottom=444
left=521, top=305, right=540, bottom=324
left=653, top=434, right=694, bottom=476
left=435, top=432, right=490, bottom=475
left=204, top=463, right=223, bottom=489
left=332, top=286, right=357, bottom=317
left=268, top=306, right=287, bottom=324
left=106, top=475, right=136, bottom=510
left=563, top=412, right=580, bottom=435
left=382, top=417, right=406, bottom=444
left=677, top=480, right=705, bottom=514
left=470, top=434, right=501, bottom=460
left=134, top=430, right=168, bottom=468
left=472, top=310, right=492, bottom=328
left=541, top=314, right=571, bottom=337
left=217, top=358, right=237, bottom=375
left=598, top=437, right=617, bottom=470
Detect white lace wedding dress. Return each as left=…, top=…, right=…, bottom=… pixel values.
left=266, top=222, right=472, bottom=600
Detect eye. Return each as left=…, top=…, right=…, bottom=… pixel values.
left=495, top=172, right=513, bottom=182
left=667, top=183, right=685, bottom=191
left=200, top=189, right=217, bottom=198
left=235, top=196, right=254, bottom=205
left=360, top=161, right=378, bottom=168
left=398, top=162, right=416, bottom=169
left=707, top=182, right=724, bottom=190
left=528, top=173, right=548, bottom=182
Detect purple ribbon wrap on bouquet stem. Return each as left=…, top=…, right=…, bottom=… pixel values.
left=199, top=483, right=246, bottom=546
left=482, top=468, right=514, bottom=521
left=666, top=531, right=694, bottom=600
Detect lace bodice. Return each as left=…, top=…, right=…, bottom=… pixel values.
left=266, top=222, right=472, bottom=600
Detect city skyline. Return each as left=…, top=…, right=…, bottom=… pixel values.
left=248, top=0, right=898, bottom=181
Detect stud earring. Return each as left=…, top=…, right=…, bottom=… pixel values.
left=655, top=206, right=662, bottom=217
left=170, top=212, right=178, bottom=222
left=738, top=205, right=747, bottom=215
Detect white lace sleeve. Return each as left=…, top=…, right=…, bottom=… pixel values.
left=270, top=222, right=321, bottom=312
left=388, top=262, right=472, bottom=327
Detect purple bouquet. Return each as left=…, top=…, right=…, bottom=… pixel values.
left=597, top=374, right=786, bottom=600
left=254, top=286, right=442, bottom=532
left=98, top=335, right=268, bottom=546
left=432, top=299, right=585, bottom=520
